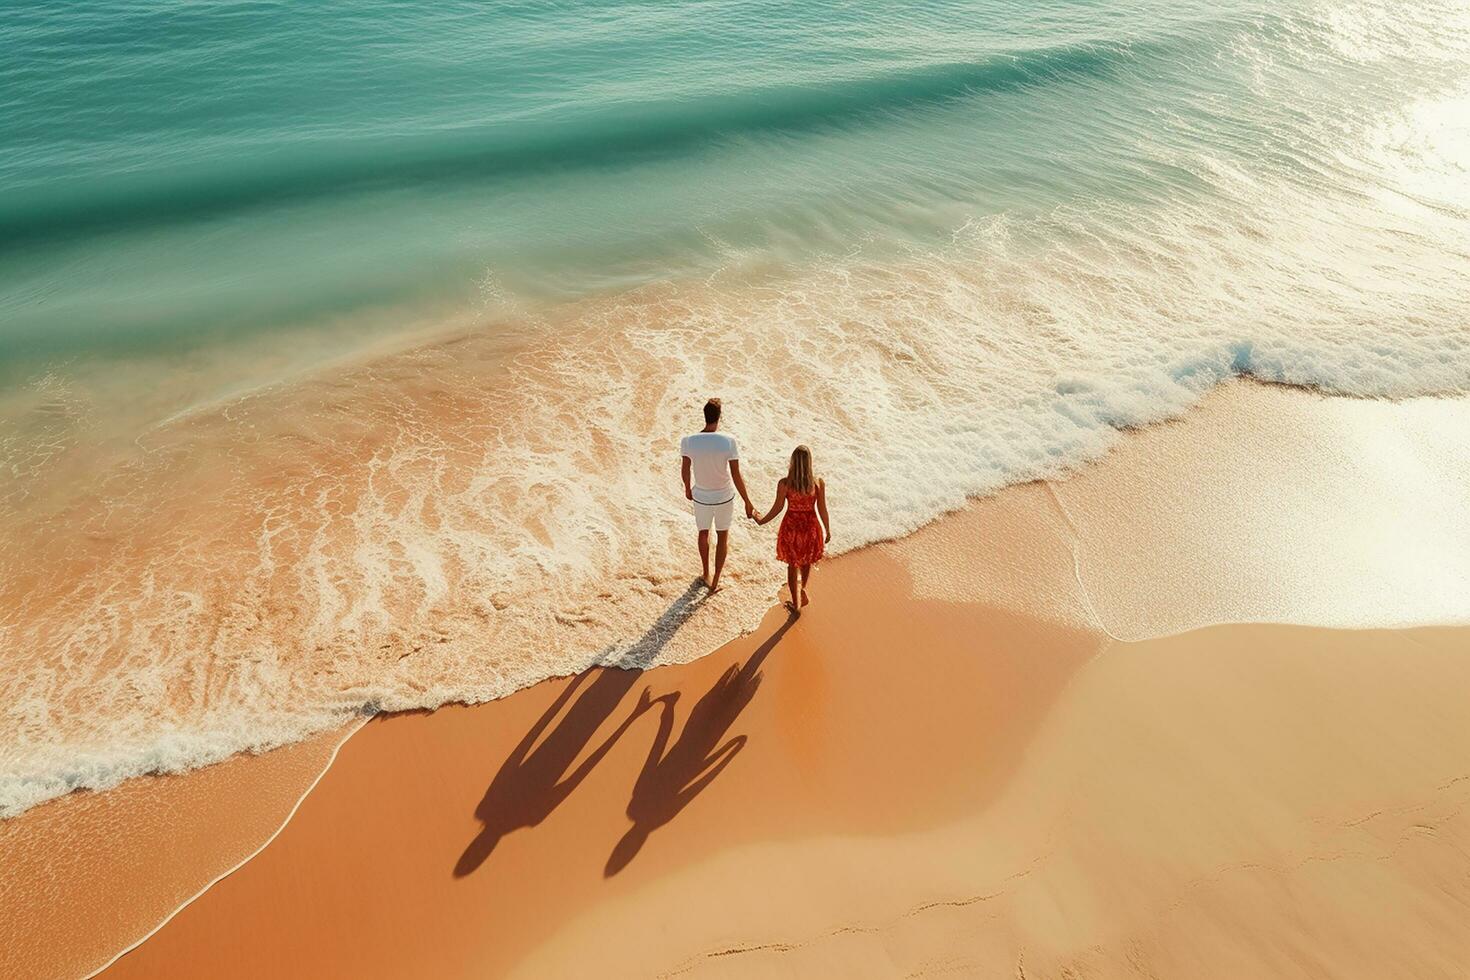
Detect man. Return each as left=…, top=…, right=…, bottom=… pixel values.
left=680, top=398, right=754, bottom=593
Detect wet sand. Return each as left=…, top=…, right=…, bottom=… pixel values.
left=4, top=381, right=1468, bottom=978
left=0, top=725, right=359, bottom=980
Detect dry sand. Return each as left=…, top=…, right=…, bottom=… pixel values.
left=3, top=381, right=1468, bottom=979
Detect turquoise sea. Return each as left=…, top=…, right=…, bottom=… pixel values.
left=2, top=0, right=1468, bottom=816
left=4, top=0, right=1464, bottom=363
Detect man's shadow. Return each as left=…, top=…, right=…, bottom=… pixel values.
left=604, top=612, right=797, bottom=877
left=454, top=582, right=705, bottom=877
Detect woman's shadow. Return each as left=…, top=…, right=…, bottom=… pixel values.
left=453, top=582, right=706, bottom=878
left=605, top=612, right=796, bottom=877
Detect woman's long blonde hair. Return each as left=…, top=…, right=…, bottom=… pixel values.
left=786, top=445, right=816, bottom=495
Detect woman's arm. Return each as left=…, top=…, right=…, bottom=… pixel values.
left=756, top=479, right=788, bottom=525
left=816, top=478, right=831, bottom=542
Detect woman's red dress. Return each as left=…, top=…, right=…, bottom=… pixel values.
left=776, top=487, right=824, bottom=565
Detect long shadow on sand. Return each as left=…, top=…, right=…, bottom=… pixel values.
left=605, top=612, right=797, bottom=877
left=454, top=582, right=706, bottom=877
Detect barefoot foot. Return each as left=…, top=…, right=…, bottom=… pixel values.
left=783, top=599, right=801, bottom=616
left=800, top=589, right=809, bottom=607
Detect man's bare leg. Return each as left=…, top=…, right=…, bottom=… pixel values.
left=698, top=529, right=711, bottom=586
left=709, top=529, right=731, bottom=593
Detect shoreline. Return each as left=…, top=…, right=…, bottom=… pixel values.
left=7, top=335, right=1468, bottom=825
left=2, top=380, right=1467, bottom=978
left=77, top=718, right=368, bottom=980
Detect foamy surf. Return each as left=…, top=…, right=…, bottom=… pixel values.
left=3, top=0, right=1470, bottom=818
left=5, top=185, right=1469, bottom=818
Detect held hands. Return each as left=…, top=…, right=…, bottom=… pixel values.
left=745, top=501, right=772, bottom=525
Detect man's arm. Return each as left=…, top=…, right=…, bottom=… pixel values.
left=681, top=456, right=693, bottom=500
left=729, top=460, right=754, bottom=518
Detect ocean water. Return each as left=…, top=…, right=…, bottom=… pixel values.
left=2, top=0, right=1468, bottom=817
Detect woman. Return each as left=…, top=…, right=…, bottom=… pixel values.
left=755, top=445, right=831, bottom=614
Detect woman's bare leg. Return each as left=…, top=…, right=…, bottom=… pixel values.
left=799, top=564, right=811, bottom=606
left=785, top=563, right=800, bottom=614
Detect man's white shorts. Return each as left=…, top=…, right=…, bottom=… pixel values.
left=693, top=497, right=736, bottom=532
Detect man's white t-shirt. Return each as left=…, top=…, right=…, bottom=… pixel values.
left=680, top=432, right=739, bottom=505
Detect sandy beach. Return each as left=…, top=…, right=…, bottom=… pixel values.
left=4, top=381, right=1467, bottom=978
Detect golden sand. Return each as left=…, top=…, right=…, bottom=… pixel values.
left=96, top=548, right=1470, bottom=979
